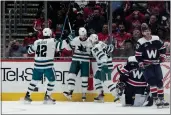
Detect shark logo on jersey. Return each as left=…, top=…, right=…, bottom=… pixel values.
left=133, top=70, right=143, bottom=79
left=146, top=49, right=157, bottom=58
left=78, top=44, right=87, bottom=52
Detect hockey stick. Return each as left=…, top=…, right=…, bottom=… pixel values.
left=68, top=17, right=72, bottom=34
left=60, top=2, right=71, bottom=39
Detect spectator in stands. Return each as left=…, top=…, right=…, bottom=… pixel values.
left=157, top=28, right=166, bottom=41
left=164, top=37, right=170, bottom=55
left=132, top=29, right=141, bottom=41
left=56, top=10, right=66, bottom=25
left=53, top=24, right=62, bottom=39
left=73, top=13, right=85, bottom=34
left=132, top=29, right=141, bottom=49
left=112, top=23, right=118, bottom=38
left=125, top=10, right=145, bottom=32
left=159, top=16, right=170, bottom=33
left=23, top=32, right=37, bottom=57
left=6, top=40, right=27, bottom=58
left=120, top=40, right=135, bottom=57
left=23, top=32, right=37, bottom=47
left=97, top=24, right=108, bottom=42
left=114, top=24, right=132, bottom=49
left=147, top=1, right=165, bottom=15
left=148, top=15, right=159, bottom=35
left=113, top=15, right=127, bottom=28
left=86, top=8, right=105, bottom=33
left=33, top=12, right=52, bottom=39
left=83, top=1, right=96, bottom=19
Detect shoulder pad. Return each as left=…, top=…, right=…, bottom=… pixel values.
left=137, top=37, right=147, bottom=45
left=99, top=41, right=107, bottom=48
left=151, top=35, right=159, bottom=42
left=128, top=56, right=138, bottom=62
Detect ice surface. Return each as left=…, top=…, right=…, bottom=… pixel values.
left=2, top=101, right=170, bottom=114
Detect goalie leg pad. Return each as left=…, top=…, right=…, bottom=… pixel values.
left=121, top=94, right=126, bottom=106
left=133, top=94, right=146, bottom=107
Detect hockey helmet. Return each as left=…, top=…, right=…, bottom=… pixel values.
left=89, top=34, right=98, bottom=44
left=79, top=27, right=87, bottom=40
left=43, top=28, right=52, bottom=37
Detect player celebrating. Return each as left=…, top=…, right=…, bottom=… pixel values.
left=89, top=34, right=116, bottom=102
left=116, top=56, right=153, bottom=106
left=24, top=28, right=59, bottom=104
left=135, top=23, right=169, bottom=108
left=63, top=27, right=93, bottom=101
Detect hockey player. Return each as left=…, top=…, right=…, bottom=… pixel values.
left=24, top=28, right=59, bottom=104
left=135, top=23, right=169, bottom=108
left=116, top=56, right=153, bottom=107
left=89, top=34, right=116, bottom=102
left=63, top=27, right=93, bottom=101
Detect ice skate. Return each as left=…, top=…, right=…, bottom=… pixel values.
left=24, top=92, right=32, bottom=104
left=94, top=91, right=104, bottom=103
left=82, top=93, right=86, bottom=102
left=43, top=95, right=56, bottom=104
left=155, top=98, right=170, bottom=109
left=63, top=91, right=73, bottom=100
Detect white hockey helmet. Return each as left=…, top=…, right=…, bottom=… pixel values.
left=89, top=34, right=98, bottom=44
left=43, top=28, right=52, bottom=37
left=79, top=27, right=87, bottom=37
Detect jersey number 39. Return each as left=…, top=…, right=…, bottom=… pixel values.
left=36, top=45, right=47, bottom=57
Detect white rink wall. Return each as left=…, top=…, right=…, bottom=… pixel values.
left=1, top=60, right=170, bottom=101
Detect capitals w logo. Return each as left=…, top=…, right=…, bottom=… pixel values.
left=147, top=50, right=157, bottom=58
left=133, top=70, right=143, bottom=79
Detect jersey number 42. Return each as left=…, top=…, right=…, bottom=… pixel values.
left=36, top=45, right=47, bottom=57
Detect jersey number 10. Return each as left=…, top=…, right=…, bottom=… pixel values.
left=36, top=45, right=47, bottom=57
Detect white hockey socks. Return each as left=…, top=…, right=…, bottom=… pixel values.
left=67, top=73, right=76, bottom=91
left=46, top=81, right=55, bottom=96
left=81, top=77, right=88, bottom=94
left=27, top=80, right=39, bottom=95
left=94, top=78, right=103, bottom=95
left=104, top=80, right=116, bottom=96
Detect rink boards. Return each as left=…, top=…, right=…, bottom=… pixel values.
left=1, top=60, right=170, bottom=101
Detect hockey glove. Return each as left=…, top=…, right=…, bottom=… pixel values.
left=68, top=33, right=74, bottom=41
left=116, top=82, right=126, bottom=92
left=26, top=45, right=31, bottom=50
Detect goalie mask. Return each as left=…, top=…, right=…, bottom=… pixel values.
left=79, top=27, right=87, bottom=41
